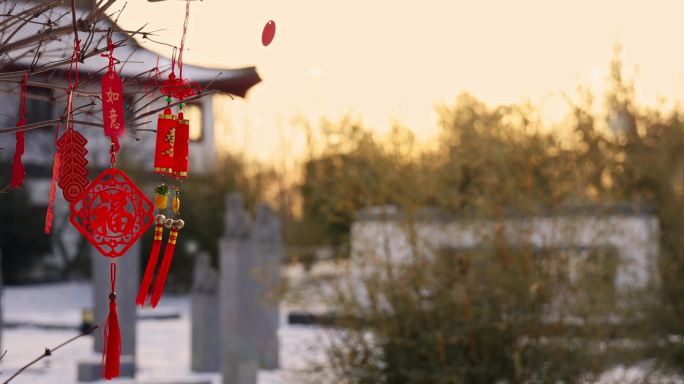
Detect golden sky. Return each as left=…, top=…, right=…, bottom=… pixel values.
left=116, top=0, right=684, bottom=161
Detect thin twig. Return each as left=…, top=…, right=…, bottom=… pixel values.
left=2, top=325, right=98, bottom=384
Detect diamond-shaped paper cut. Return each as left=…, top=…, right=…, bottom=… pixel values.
left=70, top=168, right=154, bottom=258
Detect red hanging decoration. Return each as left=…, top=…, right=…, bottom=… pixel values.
left=150, top=218, right=184, bottom=308
left=136, top=216, right=165, bottom=306
left=137, top=184, right=169, bottom=306
left=44, top=152, right=60, bottom=234
left=70, top=168, right=154, bottom=257
left=140, top=0, right=192, bottom=309
left=101, top=36, right=124, bottom=151
left=57, top=129, right=89, bottom=202
left=10, top=73, right=28, bottom=189
left=102, top=263, right=121, bottom=380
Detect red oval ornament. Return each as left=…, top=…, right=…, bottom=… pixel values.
left=262, top=20, right=276, bottom=46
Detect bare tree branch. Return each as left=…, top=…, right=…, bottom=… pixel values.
left=2, top=326, right=99, bottom=384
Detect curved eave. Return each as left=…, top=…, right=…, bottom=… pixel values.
left=191, top=66, right=262, bottom=98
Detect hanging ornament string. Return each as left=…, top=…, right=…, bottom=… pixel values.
left=9, top=72, right=28, bottom=189
left=139, top=0, right=192, bottom=309
left=101, top=33, right=125, bottom=153
left=46, top=40, right=82, bottom=234
left=102, top=262, right=121, bottom=379
left=177, top=0, right=190, bottom=81
left=57, top=39, right=90, bottom=203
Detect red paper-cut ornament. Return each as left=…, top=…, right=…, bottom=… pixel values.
left=262, top=20, right=276, bottom=46
left=70, top=168, right=154, bottom=258
left=57, top=129, right=89, bottom=202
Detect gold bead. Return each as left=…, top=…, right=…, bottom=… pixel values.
left=174, top=219, right=185, bottom=230
left=164, top=218, right=175, bottom=229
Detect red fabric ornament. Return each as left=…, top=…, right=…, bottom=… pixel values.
left=150, top=226, right=179, bottom=308
left=136, top=221, right=164, bottom=307
left=102, top=71, right=125, bottom=139
left=101, top=35, right=124, bottom=151
left=57, top=129, right=89, bottom=202
left=174, top=112, right=189, bottom=178
left=70, top=168, right=154, bottom=257
left=10, top=73, right=29, bottom=189
left=154, top=108, right=177, bottom=176
left=102, top=263, right=120, bottom=380
left=44, top=152, right=60, bottom=234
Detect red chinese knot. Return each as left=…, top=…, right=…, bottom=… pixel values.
left=70, top=168, right=154, bottom=258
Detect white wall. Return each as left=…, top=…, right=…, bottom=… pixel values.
left=351, top=210, right=660, bottom=289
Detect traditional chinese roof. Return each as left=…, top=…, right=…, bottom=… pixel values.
left=2, top=2, right=261, bottom=98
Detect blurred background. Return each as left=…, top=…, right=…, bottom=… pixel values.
left=2, top=0, right=684, bottom=383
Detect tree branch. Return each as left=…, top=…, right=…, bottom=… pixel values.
left=2, top=325, right=98, bottom=384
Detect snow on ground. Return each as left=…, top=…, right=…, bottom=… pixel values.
left=0, top=282, right=324, bottom=384
left=1, top=281, right=680, bottom=384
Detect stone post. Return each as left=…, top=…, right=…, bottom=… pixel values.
left=220, top=193, right=258, bottom=384
left=191, top=251, right=219, bottom=372
left=253, top=204, right=281, bottom=370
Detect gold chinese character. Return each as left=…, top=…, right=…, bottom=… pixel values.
left=161, top=127, right=175, bottom=157
left=105, top=87, right=120, bottom=104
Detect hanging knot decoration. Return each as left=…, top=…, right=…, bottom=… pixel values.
left=136, top=184, right=168, bottom=306
left=150, top=188, right=184, bottom=308
left=57, top=39, right=89, bottom=203
left=46, top=39, right=83, bottom=234
left=69, top=34, right=150, bottom=377
left=101, top=35, right=124, bottom=152
left=9, top=72, right=29, bottom=189
left=102, top=263, right=121, bottom=380
left=139, top=0, right=193, bottom=308
left=71, top=158, right=153, bottom=379
left=70, top=167, right=154, bottom=257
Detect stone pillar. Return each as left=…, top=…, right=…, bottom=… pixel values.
left=220, top=193, right=258, bottom=384
left=191, top=251, right=219, bottom=372
left=92, top=242, right=139, bottom=359
left=253, top=204, right=281, bottom=370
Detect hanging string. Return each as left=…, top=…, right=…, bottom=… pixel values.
left=102, top=261, right=120, bottom=380
left=46, top=38, right=79, bottom=234
left=66, top=39, right=80, bottom=132
left=178, top=0, right=190, bottom=80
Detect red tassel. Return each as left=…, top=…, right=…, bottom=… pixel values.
left=102, top=262, right=121, bottom=380
left=11, top=73, right=28, bottom=189
left=10, top=130, right=25, bottom=189
left=150, top=228, right=178, bottom=308
left=136, top=223, right=164, bottom=307
left=44, top=152, right=60, bottom=234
